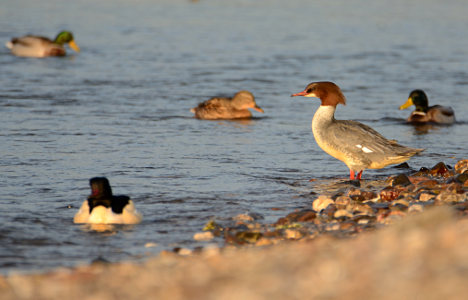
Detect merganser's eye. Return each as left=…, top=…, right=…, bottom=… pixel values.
left=307, top=88, right=314, bottom=93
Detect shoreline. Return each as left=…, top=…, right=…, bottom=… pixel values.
left=1, top=159, right=467, bottom=299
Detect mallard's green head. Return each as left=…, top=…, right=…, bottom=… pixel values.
left=399, top=89, right=429, bottom=112
left=54, top=31, right=80, bottom=52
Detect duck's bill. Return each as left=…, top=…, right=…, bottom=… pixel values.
left=254, top=105, right=264, bottom=113
left=399, top=98, right=413, bottom=110
left=69, top=40, right=80, bottom=52
left=291, top=90, right=308, bottom=97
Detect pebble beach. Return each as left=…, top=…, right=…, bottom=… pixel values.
left=1, top=159, right=467, bottom=300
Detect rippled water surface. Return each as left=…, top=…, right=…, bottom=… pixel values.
left=1, top=0, right=467, bottom=273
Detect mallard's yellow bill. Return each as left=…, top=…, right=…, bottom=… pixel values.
left=69, top=40, right=80, bottom=52
left=399, top=97, right=413, bottom=110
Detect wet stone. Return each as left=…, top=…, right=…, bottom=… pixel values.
left=348, top=188, right=377, bottom=201
left=274, top=209, right=316, bottom=226
left=334, top=209, right=353, bottom=220
left=339, top=220, right=356, bottom=231
left=413, top=167, right=430, bottom=176
left=455, top=159, right=468, bottom=174
left=322, top=204, right=337, bottom=218
left=454, top=173, right=468, bottom=185
left=334, top=196, right=351, bottom=208
left=435, top=192, right=466, bottom=204
left=284, top=229, right=303, bottom=240
left=312, top=196, right=334, bottom=212
left=419, top=192, right=435, bottom=202
left=390, top=174, right=412, bottom=187
left=416, top=179, right=439, bottom=189
left=430, top=162, right=453, bottom=178
left=408, top=204, right=425, bottom=213
left=193, top=232, right=214, bottom=241
left=348, top=203, right=374, bottom=216
left=380, top=187, right=403, bottom=202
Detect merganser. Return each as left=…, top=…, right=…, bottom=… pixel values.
left=190, top=90, right=264, bottom=120
left=74, top=177, right=142, bottom=224
left=399, top=90, right=455, bottom=124
left=6, top=31, right=80, bottom=58
left=291, top=81, right=423, bottom=180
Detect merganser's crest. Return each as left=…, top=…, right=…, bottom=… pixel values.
left=291, top=81, right=346, bottom=107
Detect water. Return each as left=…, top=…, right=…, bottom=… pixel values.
left=1, top=0, right=467, bottom=273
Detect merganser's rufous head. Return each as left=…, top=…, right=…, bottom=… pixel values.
left=291, top=81, right=346, bottom=107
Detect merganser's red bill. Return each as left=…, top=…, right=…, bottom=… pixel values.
left=291, top=90, right=308, bottom=97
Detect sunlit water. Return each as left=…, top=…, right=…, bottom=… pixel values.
left=1, top=0, right=467, bottom=273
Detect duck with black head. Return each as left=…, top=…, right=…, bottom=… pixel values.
left=74, top=177, right=142, bottom=224
left=399, top=89, right=455, bottom=124
left=291, top=81, right=423, bottom=180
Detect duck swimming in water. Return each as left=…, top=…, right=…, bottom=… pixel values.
left=74, top=177, right=142, bottom=224
left=191, top=90, right=264, bottom=120
left=399, top=89, right=455, bottom=124
left=6, top=31, right=80, bottom=58
left=291, top=81, right=423, bottom=180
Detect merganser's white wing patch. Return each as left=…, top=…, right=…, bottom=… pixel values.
left=356, top=144, right=374, bottom=153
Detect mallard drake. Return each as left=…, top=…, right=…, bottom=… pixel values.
left=191, top=90, right=264, bottom=120
left=74, top=177, right=142, bottom=224
left=399, top=90, right=455, bottom=124
left=6, top=31, right=80, bottom=58
left=291, top=82, right=423, bottom=180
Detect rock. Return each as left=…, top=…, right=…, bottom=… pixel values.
left=193, top=232, right=214, bottom=241
left=274, top=209, right=316, bottom=226
left=284, top=229, right=303, bottom=240
left=418, top=192, right=435, bottom=202
left=430, top=162, right=453, bottom=178
left=312, top=195, right=334, bottom=212
left=322, top=204, right=337, bottom=218
left=339, top=220, right=356, bottom=231
left=390, top=199, right=409, bottom=212
left=455, top=173, right=468, bottom=185
left=335, top=196, right=351, bottom=208
left=174, top=248, right=192, bottom=256
left=380, top=187, right=402, bottom=201
left=413, top=167, right=430, bottom=176
left=348, top=203, right=374, bottom=216
left=235, top=231, right=262, bottom=244
left=255, top=238, right=274, bottom=246
left=352, top=214, right=376, bottom=223
left=435, top=192, right=466, bottom=204
left=393, top=162, right=410, bottom=169
left=202, top=220, right=222, bottom=232
left=233, top=214, right=254, bottom=222
left=348, top=188, right=377, bottom=201
left=296, top=211, right=317, bottom=222
left=455, top=159, right=468, bottom=174
left=408, top=204, right=424, bottom=213
left=334, top=209, right=353, bottom=219
left=390, top=174, right=412, bottom=187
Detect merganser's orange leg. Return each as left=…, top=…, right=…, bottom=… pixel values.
left=356, top=170, right=363, bottom=180
left=350, top=170, right=363, bottom=180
